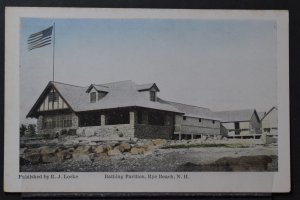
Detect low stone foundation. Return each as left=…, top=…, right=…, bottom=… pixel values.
left=76, top=124, right=134, bottom=139
left=135, top=124, right=173, bottom=139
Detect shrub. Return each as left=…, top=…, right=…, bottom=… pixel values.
left=27, top=124, right=36, bottom=136
left=67, top=129, right=77, bottom=136
left=43, top=133, right=53, bottom=139
left=20, top=124, right=27, bottom=137
left=60, top=129, right=68, bottom=135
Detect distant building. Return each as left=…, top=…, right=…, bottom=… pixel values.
left=257, top=111, right=266, bottom=121
left=27, top=80, right=221, bottom=140
left=261, top=106, right=278, bottom=135
left=216, top=109, right=261, bottom=137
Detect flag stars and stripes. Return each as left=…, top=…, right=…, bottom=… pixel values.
left=27, top=26, right=53, bottom=50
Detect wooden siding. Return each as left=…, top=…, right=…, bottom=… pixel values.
left=174, top=115, right=220, bottom=136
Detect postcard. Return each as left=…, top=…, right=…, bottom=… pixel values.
left=4, top=7, right=290, bottom=193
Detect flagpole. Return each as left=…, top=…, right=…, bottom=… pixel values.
left=52, top=22, right=55, bottom=81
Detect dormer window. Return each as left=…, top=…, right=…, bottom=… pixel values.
left=150, top=91, right=156, bottom=102
left=90, top=92, right=96, bottom=103
left=86, top=84, right=109, bottom=102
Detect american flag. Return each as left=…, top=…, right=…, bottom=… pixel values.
left=27, top=26, right=53, bottom=51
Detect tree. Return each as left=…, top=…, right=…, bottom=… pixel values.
left=27, top=124, right=36, bottom=136
left=19, top=124, right=27, bottom=137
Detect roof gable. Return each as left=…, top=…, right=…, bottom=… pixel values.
left=86, top=84, right=109, bottom=93
left=137, top=83, right=160, bottom=92
left=261, top=106, right=278, bottom=121
left=257, top=112, right=266, bottom=120
left=26, top=82, right=73, bottom=118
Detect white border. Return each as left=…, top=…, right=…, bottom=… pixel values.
left=4, top=7, right=290, bottom=193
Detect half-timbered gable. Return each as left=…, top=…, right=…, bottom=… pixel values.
left=37, top=88, right=69, bottom=112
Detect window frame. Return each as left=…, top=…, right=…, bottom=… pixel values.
left=42, top=115, right=72, bottom=129
left=90, top=92, right=96, bottom=103
left=150, top=91, right=156, bottom=102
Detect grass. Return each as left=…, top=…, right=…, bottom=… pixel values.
left=161, top=143, right=249, bottom=149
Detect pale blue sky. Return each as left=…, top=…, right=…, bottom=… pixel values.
left=20, top=18, right=277, bottom=124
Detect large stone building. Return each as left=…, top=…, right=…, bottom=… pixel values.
left=27, top=80, right=221, bottom=140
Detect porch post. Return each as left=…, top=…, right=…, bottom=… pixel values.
left=71, top=113, right=79, bottom=128
left=129, top=111, right=136, bottom=125
left=101, top=114, right=105, bottom=126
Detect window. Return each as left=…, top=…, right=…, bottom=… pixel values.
left=234, top=122, right=240, bottom=135
left=212, top=120, right=215, bottom=124
left=264, top=128, right=271, bottom=133
left=43, top=118, right=53, bottom=129
left=42, top=115, right=72, bottom=129
left=137, top=111, right=143, bottom=124
left=106, top=111, right=129, bottom=125
left=148, top=111, right=164, bottom=125
left=48, top=91, right=59, bottom=102
left=183, top=116, right=186, bottom=120
left=150, top=91, right=156, bottom=101
left=199, top=118, right=202, bottom=122
left=63, top=119, right=72, bottom=127
left=90, top=92, right=96, bottom=103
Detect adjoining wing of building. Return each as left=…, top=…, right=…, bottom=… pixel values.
left=215, top=110, right=261, bottom=138
left=26, top=80, right=273, bottom=140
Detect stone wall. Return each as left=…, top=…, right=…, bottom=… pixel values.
left=135, top=124, right=173, bottom=139
left=77, top=124, right=134, bottom=139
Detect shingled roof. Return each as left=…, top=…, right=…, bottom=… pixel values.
left=27, top=80, right=257, bottom=122
left=160, top=100, right=220, bottom=120
left=215, top=109, right=258, bottom=122
left=27, top=80, right=182, bottom=118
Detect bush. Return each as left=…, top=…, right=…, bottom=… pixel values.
left=20, top=124, right=27, bottom=137
left=43, top=133, right=57, bottom=139
left=60, top=129, right=68, bottom=135
left=67, top=129, right=77, bottom=136
left=27, top=124, right=36, bottom=136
